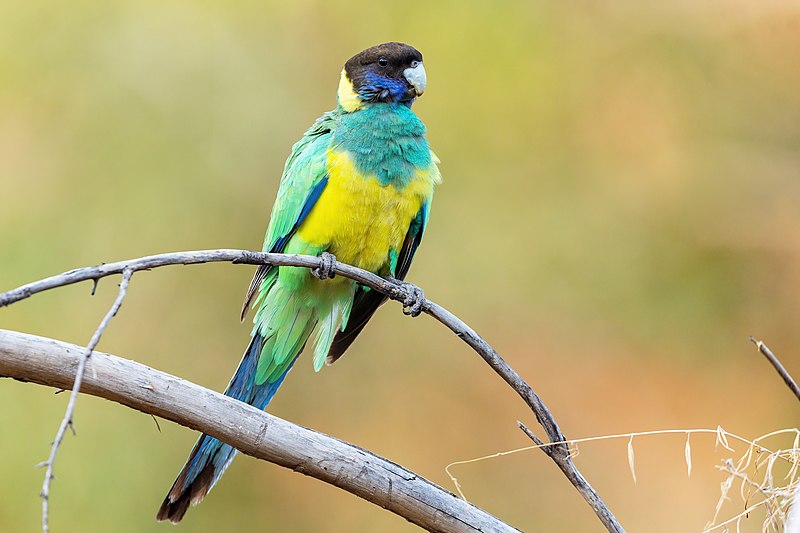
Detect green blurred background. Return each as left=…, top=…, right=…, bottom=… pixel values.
left=2, top=1, right=799, bottom=531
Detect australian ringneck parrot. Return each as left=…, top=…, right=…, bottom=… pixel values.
left=157, top=42, right=440, bottom=523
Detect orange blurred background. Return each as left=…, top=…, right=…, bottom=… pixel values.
left=1, top=1, right=799, bottom=531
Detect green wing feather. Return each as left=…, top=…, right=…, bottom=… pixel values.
left=262, top=112, right=335, bottom=252
left=243, top=111, right=340, bottom=385
left=241, top=111, right=337, bottom=319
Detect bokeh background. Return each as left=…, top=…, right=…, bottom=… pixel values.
left=2, top=1, right=799, bottom=531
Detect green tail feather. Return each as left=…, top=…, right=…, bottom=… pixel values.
left=253, top=277, right=357, bottom=385
left=312, top=298, right=354, bottom=371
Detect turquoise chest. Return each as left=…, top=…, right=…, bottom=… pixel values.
left=332, top=103, right=432, bottom=188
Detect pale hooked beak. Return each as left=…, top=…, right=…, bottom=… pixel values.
left=403, top=61, right=427, bottom=96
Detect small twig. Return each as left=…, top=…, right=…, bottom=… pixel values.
left=0, top=250, right=622, bottom=531
left=518, top=421, right=545, bottom=447
left=518, top=422, right=621, bottom=530
left=749, top=336, right=800, bottom=403
left=39, top=268, right=133, bottom=533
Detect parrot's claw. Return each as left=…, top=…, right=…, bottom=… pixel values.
left=392, top=279, right=425, bottom=317
left=313, top=252, right=337, bottom=280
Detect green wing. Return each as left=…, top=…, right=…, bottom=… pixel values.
left=241, top=111, right=336, bottom=319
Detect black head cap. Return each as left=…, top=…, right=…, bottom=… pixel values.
left=344, top=42, right=423, bottom=77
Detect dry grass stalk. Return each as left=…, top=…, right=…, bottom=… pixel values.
left=446, top=427, right=799, bottom=532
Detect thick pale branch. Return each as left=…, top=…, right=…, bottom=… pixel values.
left=0, top=250, right=623, bottom=531
left=0, top=329, right=517, bottom=533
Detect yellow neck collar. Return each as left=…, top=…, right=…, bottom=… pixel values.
left=337, top=69, right=364, bottom=112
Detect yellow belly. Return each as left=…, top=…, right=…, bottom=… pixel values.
left=296, top=149, right=438, bottom=273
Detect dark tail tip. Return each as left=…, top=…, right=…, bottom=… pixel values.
left=156, top=462, right=216, bottom=524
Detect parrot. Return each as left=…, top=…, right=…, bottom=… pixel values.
left=156, top=42, right=440, bottom=523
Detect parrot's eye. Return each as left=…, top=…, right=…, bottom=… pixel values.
left=378, top=57, right=388, bottom=67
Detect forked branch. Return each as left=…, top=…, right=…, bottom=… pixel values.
left=0, top=249, right=623, bottom=532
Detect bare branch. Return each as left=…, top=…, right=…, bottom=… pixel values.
left=749, top=336, right=800, bottom=403
left=0, top=250, right=623, bottom=531
left=39, top=268, right=133, bottom=533
left=0, top=329, right=517, bottom=533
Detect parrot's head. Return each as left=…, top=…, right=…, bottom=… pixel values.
left=337, top=42, right=426, bottom=112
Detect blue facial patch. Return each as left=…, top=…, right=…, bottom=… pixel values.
left=360, top=72, right=409, bottom=102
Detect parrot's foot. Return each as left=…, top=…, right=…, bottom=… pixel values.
left=390, top=278, right=425, bottom=317
left=313, top=251, right=337, bottom=280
